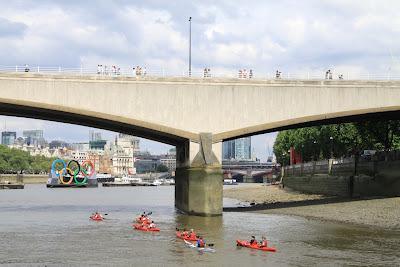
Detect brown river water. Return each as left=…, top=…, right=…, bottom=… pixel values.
left=0, top=184, right=399, bottom=266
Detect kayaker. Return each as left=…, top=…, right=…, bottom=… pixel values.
left=188, top=229, right=197, bottom=239
left=93, top=212, right=103, bottom=220
left=197, top=236, right=205, bottom=248
left=249, top=236, right=257, bottom=245
left=148, top=221, right=156, bottom=229
left=259, top=236, right=268, bottom=247
left=182, top=228, right=188, bottom=236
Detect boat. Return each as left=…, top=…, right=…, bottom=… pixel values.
left=102, top=176, right=137, bottom=187
left=151, top=179, right=163, bottom=186
left=132, top=223, right=160, bottom=232
left=184, top=239, right=215, bottom=253
left=224, top=179, right=238, bottom=185
left=162, top=178, right=175, bottom=185
left=236, top=240, right=276, bottom=252
left=176, top=231, right=198, bottom=241
left=90, top=215, right=104, bottom=221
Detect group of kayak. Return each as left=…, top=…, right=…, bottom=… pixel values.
left=133, top=212, right=160, bottom=232
left=90, top=211, right=276, bottom=253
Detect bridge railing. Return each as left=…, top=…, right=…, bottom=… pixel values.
left=2, top=65, right=400, bottom=81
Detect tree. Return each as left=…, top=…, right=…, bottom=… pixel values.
left=273, top=120, right=400, bottom=164
left=156, top=164, right=169, bottom=172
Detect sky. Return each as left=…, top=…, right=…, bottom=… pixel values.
left=0, top=1, right=399, bottom=159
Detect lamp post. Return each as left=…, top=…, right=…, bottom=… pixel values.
left=329, top=136, right=334, bottom=159
left=188, top=17, right=192, bottom=77
left=313, top=140, right=317, bottom=161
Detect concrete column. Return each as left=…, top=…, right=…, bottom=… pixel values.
left=175, top=133, right=223, bottom=216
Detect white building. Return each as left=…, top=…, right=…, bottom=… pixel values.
left=108, top=134, right=140, bottom=176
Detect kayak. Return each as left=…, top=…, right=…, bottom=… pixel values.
left=133, top=224, right=160, bottom=232
left=184, top=239, right=215, bottom=253
left=176, top=231, right=198, bottom=241
left=90, top=215, right=103, bottom=221
left=236, top=240, right=276, bottom=252
left=136, top=217, right=150, bottom=224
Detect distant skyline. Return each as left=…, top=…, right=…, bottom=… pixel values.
left=0, top=115, right=278, bottom=160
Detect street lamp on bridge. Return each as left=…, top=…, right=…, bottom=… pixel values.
left=188, top=17, right=192, bottom=77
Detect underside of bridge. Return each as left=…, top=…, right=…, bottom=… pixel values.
left=0, top=103, right=224, bottom=216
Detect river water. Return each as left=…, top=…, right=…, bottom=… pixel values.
left=0, top=184, right=399, bottom=266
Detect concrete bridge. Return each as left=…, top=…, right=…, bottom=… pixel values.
left=1, top=73, right=399, bottom=216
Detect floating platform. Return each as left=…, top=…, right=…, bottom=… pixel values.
left=46, top=183, right=97, bottom=188
left=0, top=183, right=24, bottom=189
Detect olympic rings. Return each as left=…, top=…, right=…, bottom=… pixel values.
left=59, top=167, right=74, bottom=184
left=67, top=160, right=81, bottom=177
left=52, top=159, right=67, bottom=177
left=74, top=175, right=88, bottom=185
left=51, top=159, right=95, bottom=185
left=80, top=160, right=95, bottom=177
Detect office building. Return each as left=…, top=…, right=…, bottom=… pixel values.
left=222, top=137, right=251, bottom=160
left=1, top=131, right=16, bottom=145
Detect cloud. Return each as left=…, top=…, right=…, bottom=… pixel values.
left=0, top=1, right=400, bottom=159
left=0, top=17, right=27, bottom=38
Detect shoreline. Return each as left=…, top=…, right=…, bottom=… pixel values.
left=224, top=184, right=400, bottom=230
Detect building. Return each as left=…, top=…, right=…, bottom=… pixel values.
left=89, top=130, right=102, bottom=142
left=222, top=137, right=251, bottom=160
left=108, top=134, right=140, bottom=176
left=1, top=131, right=16, bottom=145
left=115, top=134, right=140, bottom=155
left=23, top=130, right=46, bottom=147
left=160, top=157, right=176, bottom=171
left=134, top=157, right=160, bottom=173
left=235, top=137, right=251, bottom=160
left=89, top=140, right=107, bottom=150
left=223, top=140, right=236, bottom=160
left=71, top=142, right=90, bottom=151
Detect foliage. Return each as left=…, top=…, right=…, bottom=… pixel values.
left=156, top=164, right=169, bottom=172
left=273, top=120, right=400, bottom=164
left=0, top=145, right=56, bottom=174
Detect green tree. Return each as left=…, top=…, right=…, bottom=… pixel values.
left=156, top=164, right=169, bottom=172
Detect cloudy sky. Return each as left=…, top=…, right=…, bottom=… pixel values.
left=0, top=0, right=399, bottom=158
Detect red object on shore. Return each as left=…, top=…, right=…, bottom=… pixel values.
left=176, top=231, right=198, bottom=241
left=236, top=240, right=276, bottom=252
left=133, top=224, right=160, bottom=232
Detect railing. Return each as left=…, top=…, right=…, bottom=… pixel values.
left=1, top=65, right=400, bottom=80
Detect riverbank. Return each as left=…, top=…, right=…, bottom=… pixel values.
left=224, top=183, right=326, bottom=204
left=0, top=174, right=48, bottom=184
left=224, top=184, right=400, bottom=229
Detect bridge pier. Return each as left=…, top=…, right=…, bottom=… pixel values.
left=175, top=133, right=223, bottom=216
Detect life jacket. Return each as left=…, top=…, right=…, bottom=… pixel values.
left=261, top=240, right=268, bottom=247
left=94, top=214, right=102, bottom=220
left=189, top=232, right=197, bottom=239
left=198, top=239, right=205, bottom=247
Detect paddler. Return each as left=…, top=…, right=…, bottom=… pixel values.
left=188, top=229, right=197, bottom=239
left=249, top=236, right=257, bottom=245
left=148, top=221, right=156, bottom=229
left=197, top=236, right=205, bottom=248
left=259, top=236, right=268, bottom=247
left=93, top=211, right=103, bottom=220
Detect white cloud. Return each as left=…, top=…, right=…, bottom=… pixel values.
left=1, top=1, right=400, bottom=158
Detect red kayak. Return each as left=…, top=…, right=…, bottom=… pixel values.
left=133, top=224, right=160, bottom=232
left=176, top=231, right=198, bottom=241
left=136, top=217, right=150, bottom=224
left=236, top=240, right=276, bottom=252
left=90, top=215, right=103, bottom=221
